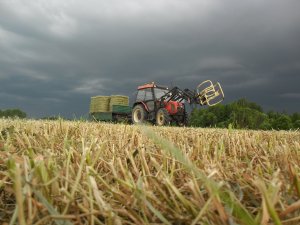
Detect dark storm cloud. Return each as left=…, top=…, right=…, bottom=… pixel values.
left=0, top=0, right=299, bottom=117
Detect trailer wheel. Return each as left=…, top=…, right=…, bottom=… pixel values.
left=156, top=108, right=171, bottom=126
left=132, top=105, right=147, bottom=124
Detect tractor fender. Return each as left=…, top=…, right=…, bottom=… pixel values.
left=132, top=101, right=149, bottom=112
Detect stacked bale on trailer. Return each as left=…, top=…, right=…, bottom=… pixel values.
left=89, top=96, right=112, bottom=121
left=109, top=95, right=131, bottom=114
left=89, top=96, right=110, bottom=113
left=89, top=95, right=131, bottom=122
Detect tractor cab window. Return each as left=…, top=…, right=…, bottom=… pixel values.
left=144, top=88, right=153, bottom=101
left=136, top=90, right=145, bottom=101
left=154, top=88, right=168, bottom=99
left=136, top=88, right=153, bottom=101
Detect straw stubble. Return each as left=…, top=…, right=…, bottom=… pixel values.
left=0, top=119, right=300, bottom=224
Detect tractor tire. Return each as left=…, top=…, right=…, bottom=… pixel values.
left=132, top=104, right=147, bottom=124
left=156, top=108, right=171, bottom=126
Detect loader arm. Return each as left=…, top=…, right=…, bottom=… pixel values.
left=159, top=87, right=199, bottom=105
left=159, top=80, right=224, bottom=106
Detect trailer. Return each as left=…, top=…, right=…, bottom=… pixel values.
left=90, top=105, right=131, bottom=122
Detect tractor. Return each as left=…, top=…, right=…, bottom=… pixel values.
left=131, top=80, right=224, bottom=126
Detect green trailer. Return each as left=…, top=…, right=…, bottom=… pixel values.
left=90, top=105, right=131, bottom=122
left=111, top=105, right=131, bottom=114
left=90, top=112, right=113, bottom=121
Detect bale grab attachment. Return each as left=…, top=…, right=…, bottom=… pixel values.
left=196, top=80, right=224, bottom=106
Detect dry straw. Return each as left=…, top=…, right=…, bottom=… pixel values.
left=1, top=119, right=300, bottom=224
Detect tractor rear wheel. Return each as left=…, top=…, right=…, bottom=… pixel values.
left=132, top=104, right=147, bottom=124
left=156, top=108, right=171, bottom=126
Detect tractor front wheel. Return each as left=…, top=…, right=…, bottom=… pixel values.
left=132, top=104, right=147, bottom=124
left=156, top=108, right=171, bottom=126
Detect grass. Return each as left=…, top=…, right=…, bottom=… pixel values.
left=0, top=118, right=300, bottom=224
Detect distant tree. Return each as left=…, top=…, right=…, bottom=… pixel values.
left=216, top=121, right=230, bottom=128
left=190, top=109, right=218, bottom=127
left=230, top=108, right=267, bottom=129
left=189, top=98, right=298, bottom=130
left=267, top=111, right=279, bottom=119
left=291, top=113, right=300, bottom=123
left=41, top=116, right=60, bottom=120
left=191, top=108, right=205, bottom=126
left=234, top=98, right=263, bottom=112
left=272, top=114, right=292, bottom=130
left=0, top=108, right=26, bottom=118
left=207, top=104, right=229, bottom=123
left=201, top=112, right=218, bottom=127
left=293, top=120, right=300, bottom=129
left=259, top=120, right=272, bottom=130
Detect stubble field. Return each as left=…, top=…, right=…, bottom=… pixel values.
left=0, top=119, right=300, bottom=225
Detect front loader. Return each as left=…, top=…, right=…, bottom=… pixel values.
left=131, top=80, right=224, bottom=126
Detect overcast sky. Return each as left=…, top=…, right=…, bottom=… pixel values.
left=0, top=0, right=299, bottom=118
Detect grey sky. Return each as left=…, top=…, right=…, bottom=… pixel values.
left=0, top=0, right=299, bottom=117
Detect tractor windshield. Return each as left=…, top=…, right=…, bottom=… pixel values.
left=154, top=88, right=169, bottom=99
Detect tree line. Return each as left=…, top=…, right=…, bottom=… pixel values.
left=1, top=103, right=300, bottom=130
left=0, top=109, right=27, bottom=118
left=190, top=98, right=300, bottom=130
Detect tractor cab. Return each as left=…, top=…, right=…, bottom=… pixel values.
left=136, top=83, right=183, bottom=113
left=136, top=83, right=170, bottom=101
